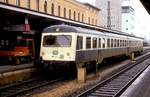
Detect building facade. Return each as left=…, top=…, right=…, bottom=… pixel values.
left=0, top=0, right=100, bottom=26
left=96, top=0, right=122, bottom=31
left=122, top=0, right=135, bottom=34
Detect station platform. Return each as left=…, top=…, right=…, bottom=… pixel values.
left=121, top=65, right=150, bottom=97
left=0, top=63, right=34, bottom=73
left=0, top=63, right=36, bottom=86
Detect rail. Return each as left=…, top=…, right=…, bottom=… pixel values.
left=77, top=53, right=150, bottom=97
left=0, top=77, right=65, bottom=97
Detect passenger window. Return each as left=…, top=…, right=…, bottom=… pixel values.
left=102, top=38, right=105, bottom=48
left=86, top=37, right=91, bottom=49
left=111, top=39, right=113, bottom=48
left=107, top=39, right=110, bottom=48
left=120, top=40, right=122, bottom=47
left=117, top=40, right=119, bottom=47
left=77, top=36, right=83, bottom=50
left=93, top=37, right=97, bottom=48
left=99, top=38, right=101, bottom=48
left=114, top=39, right=117, bottom=47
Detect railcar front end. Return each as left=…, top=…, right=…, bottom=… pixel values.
left=40, top=32, right=76, bottom=65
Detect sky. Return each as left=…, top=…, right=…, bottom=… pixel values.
left=77, top=0, right=150, bottom=41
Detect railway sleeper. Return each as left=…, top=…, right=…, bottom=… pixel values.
left=100, top=87, right=121, bottom=90
left=95, top=90, right=117, bottom=94
left=92, top=92, right=115, bottom=96
left=97, top=89, right=119, bottom=92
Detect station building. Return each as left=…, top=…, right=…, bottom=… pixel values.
left=0, top=0, right=100, bottom=26
left=0, top=0, right=101, bottom=60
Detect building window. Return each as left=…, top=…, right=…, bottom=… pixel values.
left=78, top=13, right=80, bottom=21
left=69, top=9, right=71, bottom=19
left=88, top=17, right=90, bottom=24
left=44, top=0, right=47, bottom=13
left=16, top=0, right=20, bottom=6
left=122, top=6, right=134, bottom=13
left=36, top=0, right=39, bottom=11
left=86, top=37, right=91, bottom=49
left=51, top=3, right=54, bottom=15
left=26, top=0, right=30, bottom=8
left=58, top=6, right=61, bottom=16
left=92, top=18, right=94, bottom=25
left=82, top=14, right=84, bottom=22
left=74, top=11, right=76, bottom=20
left=77, top=36, right=83, bottom=50
left=64, top=8, right=66, bottom=18
left=4, top=0, right=8, bottom=3
left=95, top=19, right=97, bottom=25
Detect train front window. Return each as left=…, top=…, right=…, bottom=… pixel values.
left=43, top=35, right=72, bottom=47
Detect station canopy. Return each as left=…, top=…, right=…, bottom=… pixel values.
left=140, top=0, right=150, bottom=14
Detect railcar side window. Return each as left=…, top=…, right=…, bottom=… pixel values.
left=114, top=39, right=117, bottom=47
left=99, top=38, right=101, bottom=48
left=102, top=38, right=105, bottom=48
left=93, top=37, right=97, bottom=48
left=43, top=35, right=72, bottom=47
left=120, top=40, right=122, bottom=47
left=107, top=39, right=110, bottom=48
left=117, top=40, right=119, bottom=47
left=86, top=37, right=91, bottom=49
left=111, top=39, right=113, bottom=48
left=77, top=36, right=83, bottom=50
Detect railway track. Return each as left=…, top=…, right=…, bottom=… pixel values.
left=0, top=77, right=65, bottom=97
left=77, top=53, right=150, bottom=97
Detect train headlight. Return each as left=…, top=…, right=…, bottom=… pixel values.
left=67, top=52, right=70, bottom=56
left=53, top=50, right=58, bottom=55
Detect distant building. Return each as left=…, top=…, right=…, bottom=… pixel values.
left=0, top=0, right=100, bottom=26
left=96, top=0, right=122, bottom=31
left=122, top=0, right=135, bottom=34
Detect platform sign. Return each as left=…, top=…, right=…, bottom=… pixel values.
left=4, top=24, right=30, bottom=32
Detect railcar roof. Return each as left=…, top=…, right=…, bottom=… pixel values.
left=43, top=25, right=143, bottom=40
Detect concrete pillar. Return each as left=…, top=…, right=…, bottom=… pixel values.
left=130, top=52, right=135, bottom=62
left=95, top=63, right=99, bottom=75
left=25, top=16, right=29, bottom=24
left=77, top=65, right=86, bottom=83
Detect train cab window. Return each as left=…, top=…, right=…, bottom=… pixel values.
left=86, top=37, right=91, bottom=49
left=102, top=38, right=105, bottom=48
left=77, top=36, right=83, bottom=50
left=43, top=35, right=72, bottom=47
left=107, top=39, right=110, bottom=48
left=99, top=38, right=101, bottom=48
left=111, top=39, right=113, bottom=48
left=93, top=37, right=97, bottom=48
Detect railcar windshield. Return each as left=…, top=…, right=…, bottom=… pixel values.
left=43, top=35, right=72, bottom=47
